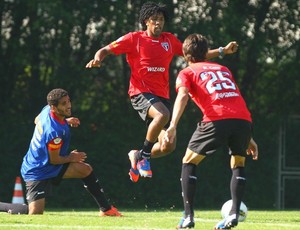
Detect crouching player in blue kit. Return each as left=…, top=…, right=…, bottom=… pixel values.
left=0, top=88, right=121, bottom=216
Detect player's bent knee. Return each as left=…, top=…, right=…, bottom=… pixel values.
left=161, top=142, right=176, bottom=154
left=152, top=111, right=170, bottom=126
left=82, top=163, right=93, bottom=177
left=160, top=112, right=170, bottom=123
left=28, top=199, right=45, bottom=214
left=67, top=162, right=93, bottom=178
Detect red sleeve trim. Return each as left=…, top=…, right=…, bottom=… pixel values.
left=47, top=138, right=63, bottom=151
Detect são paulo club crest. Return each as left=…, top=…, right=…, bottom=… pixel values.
left=161, top=42, right=169, bottom=51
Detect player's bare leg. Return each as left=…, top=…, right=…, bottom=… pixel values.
left=28, top=199, right=45, bottom=214
left=135, top=102, right=171, bottom=177
left=128, top=101, right=176, bottom=180
left=63, top=162, right=92, bottom=179
left=151, top=129, right=176, bottom=158
left=146, top=102, right=176, bottom=158
left=146, top=102, right=170, bottom=145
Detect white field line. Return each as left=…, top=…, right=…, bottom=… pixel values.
left=0, top=224, right=171, bottom=230
left=0, top=217, right=299, bottom=229
left=0, top=221, right=299, bottom=229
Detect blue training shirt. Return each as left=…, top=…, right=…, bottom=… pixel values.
left=21, top=105, right=70, bottom=182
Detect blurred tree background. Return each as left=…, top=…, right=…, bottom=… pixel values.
left=1, top=0, right=299, bottom=211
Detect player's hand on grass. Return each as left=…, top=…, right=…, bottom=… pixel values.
left=66, top=117, right=80, bottom=127
left=247, top=138, right=258, bottom=160
left=85, top=59, right=101, bottom=68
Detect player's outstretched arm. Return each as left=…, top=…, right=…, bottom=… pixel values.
left=206, top=41, right=238, bottom=59
left=223, top=41, right=238, bottom=54
left=85, top=45, right=113, bottom=68
left=164, top=87, right=189, bottom=144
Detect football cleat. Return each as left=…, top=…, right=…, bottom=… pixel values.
left=137, top=158, right=152, bottom=178
left=176, top=215, right=195, bottom=229
left=214, top=214, right=238, bottom=229
left=129, top=168, right=139, bottom=183
left=99, top=206, right=122, bottom=217
left=128, top=150, right=140, bottom=182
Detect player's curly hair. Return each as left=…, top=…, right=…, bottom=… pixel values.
left=139, top=2, right=169, bottom=30
left=183, top=34, right=208, bottom=63
left=47, top=88, right=69, bottom=106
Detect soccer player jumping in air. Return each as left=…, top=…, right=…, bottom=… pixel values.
left=86, top=2, right=239, bottom=182
left=163, top=34, right=258, bottom=229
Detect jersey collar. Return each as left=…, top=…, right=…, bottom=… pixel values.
left=50, top=111, right=66, bottom=125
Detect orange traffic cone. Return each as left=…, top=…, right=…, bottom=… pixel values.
left=12, top=176, right=25, bottom=204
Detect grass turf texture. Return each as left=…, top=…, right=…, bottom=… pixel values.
left=0, top=209, right=299, bottom=229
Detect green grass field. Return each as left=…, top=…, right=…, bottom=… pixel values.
left=0, top=209, right=299, bottom=229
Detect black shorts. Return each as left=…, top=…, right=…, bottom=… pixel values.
left=130, top=93, right=172, bottom=127
left=188, top=119, right=252, bottom=156
left=25, top=163, right=69, bottom=204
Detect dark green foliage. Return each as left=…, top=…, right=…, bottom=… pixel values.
left=0, top=0, right=299, bottom=210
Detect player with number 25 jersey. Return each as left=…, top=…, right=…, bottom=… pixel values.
left=164, top=34, right=258, bottom=229
left=176, top=62, right=251, bottom=122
